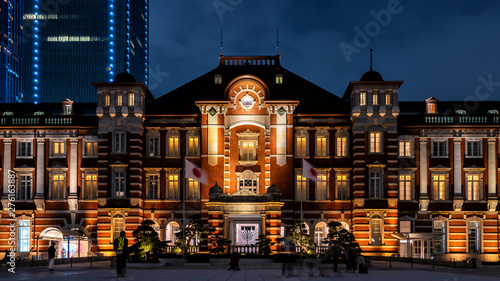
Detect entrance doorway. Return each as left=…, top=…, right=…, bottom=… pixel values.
left=235, top=224, right=259, bottom=246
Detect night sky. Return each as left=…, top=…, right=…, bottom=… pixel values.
left=150, top=0, right=500, bottom=102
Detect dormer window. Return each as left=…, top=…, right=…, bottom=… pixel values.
left=456, top=110, right=466, bottom=114
left=63, top=105, right=72, bottom=115
left=425, top=97, right=438, bottom=114
left=214, top=74, right=222, bottom=84
left=276, top=74, right=283, bottom=84
left=488, top=110, right=498, bottom=114
left=3, top=111, right=13, bottom=116
left=34, top=111, right=45, bottom=116
left=61, top=99, right=73, bottom=115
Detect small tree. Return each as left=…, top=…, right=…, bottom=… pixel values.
left=325, top=221, right=357, bottom=272
left=174, top=215, right=215, bottom=253
left=210, top=234, right=231, bottom=255
left=255, top=234, right=274, bottom=255
left=129, top=219, right=166, bottom=262
left=284, top=222, right=315, bottom=255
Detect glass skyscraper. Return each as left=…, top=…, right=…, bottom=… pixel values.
left=0, top=0, right=23, bottom=103
left=23, top=0, right=148, bottom=103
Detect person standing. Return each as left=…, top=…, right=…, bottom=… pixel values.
left=113, top=231, right=128, bottom=277
left=48, top=242, right=56, bottom=271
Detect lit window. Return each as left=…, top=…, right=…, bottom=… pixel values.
left=385, top=93, right=391, bottom=105
left=467, top=221, right=481, bottom=253
left=241, top=142, right=256, bottom=161
left=187, top=135, right=199, bottom=157
left=149, top=136, right=159, bottom=156
left=51, top=141, right=65, bottom=157
left=336, top=173, right=349, bottom=200
left=432, top=140, right=447, bottom=157
left=115, top=132, right=126, bottom=153
left=116, top=94, right=123, bottom=106
left=128, top=93, right=135, bottom=106
left=295, top=172, right=308, bottom=200
left=314, top=222, right=327, bottom=246
left=214, top=74, right=222, bottom=84
left=104, top=94, right=110, bottom=106
left=296, top=133, right=308, bottom=157
left=372, top=93, right=379, bottom=105
left=276, top=74, right=283, bottom=84
left=433, top=221, right=447, bottom=254
left=18, top=140, right=32, bottom=157
left=427, top=103, right=436, bottom=113
left=63, top=104, right=72, bottom=115
left=371, top=215, right=382, bottom=246
left=369, top=131, right=382, bottom=153
left=360, top=92, right=366, bottom=106
left=114, top=171, right=126, bottom=198
left=167, top=172, right=179, bottom=200
left=84, top=174, right=98, bottom=199
left=167, top=135, right=179, bottom=157
left=19, top=175, right=32, bottom=200
left=316, top=135, right=328, bottom=157
left=466, top=141, right=481, bottom=157
left=369, top=171, right=383, bottom=198
left=336, top=136, right=348, bottom=157
left=51, top=174, right=65, bottom=200
left=466, top=174, right=481, bottom=200
left=113, top=215, right=124, bottom=241
left=432, top=174, right=447, bottom=200
left=18, top=220, right=31, bottom=252
left=238, top=170, right=258, bottom=194
left=84, top=141, right=98, bottom=157
left=148, top=174, right=159, bottom=199
left=399, top=174, right=413, bottom=200
left=399, top=140, right=412, bottom=157
left=316, top=172, right=328, bottom=200
left=187, top=178, right=200, bottom=200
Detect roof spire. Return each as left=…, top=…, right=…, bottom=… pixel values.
left=123, top=50, right=127, bottom=73
left=220, top=29, right=223, bottom=56
left=369, top=48, right=373, bottom=71
left=276, top=28, right=280, bottom=55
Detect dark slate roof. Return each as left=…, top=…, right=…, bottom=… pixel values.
left=148, top=55, right=348, bottom=115
left=113, top=72, right=137, bottom=83
left=360, top=70, right=384, bottom=81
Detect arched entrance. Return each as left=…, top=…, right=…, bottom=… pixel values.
left=38, top=227, right=88, bottom=258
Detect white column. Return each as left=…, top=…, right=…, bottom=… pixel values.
left=276, top=107, right=287, bottom=166
left=207, top=108, right=219, bottom=166
left=488, top=138, right=496, bottom=196
left=2, top=139, right=12, bottom=195
left=69, top=138, right=78, bottom=196
left=419, top=138, right=428, bottom=196
left=36, top=138, right=45, bottom=197
left=453, top=138, right=462, bottom=196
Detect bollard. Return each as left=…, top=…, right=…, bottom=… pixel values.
left=32, top=255, right=35, bottom=267
left=389, top=256, right=392, bottom=268
left=70, top=257, right=72, bottom=267
left=432, top=258, right=435, bottom=269
left=410, top=257, right=413, bottom=268
left=90, top=256, right=92, bottom=268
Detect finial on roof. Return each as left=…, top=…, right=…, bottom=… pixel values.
left=369, top=49, right=373, bottom=71
left=276, top=28, right=280, bottom=55
left=220, top=29, right=223, bottom=56
left=123, top=50, right=127, bottom=73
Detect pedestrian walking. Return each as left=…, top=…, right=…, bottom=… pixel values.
left=48, top=242, right=56, bottom=271
left=114, top=231, right=129, bottom=277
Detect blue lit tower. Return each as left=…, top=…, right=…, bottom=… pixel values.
left=23, top=0, right=148, bottom=103
left=0, top=0, right=23, bottom=103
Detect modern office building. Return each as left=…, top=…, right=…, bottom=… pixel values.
left=0, top=0, right=23, bottom=103
left=22, top=0, right=149, bottom=104
left=1, top=54, right=499, bottom=262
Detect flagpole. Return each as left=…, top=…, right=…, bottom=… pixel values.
left=300, top=159, right=303, bottom=262
left=182, top=158, right=186, bottom=261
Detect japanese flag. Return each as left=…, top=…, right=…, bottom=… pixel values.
left=302, top=159, right=318, bottom=182
left=184, top=159, right=208, bottom=184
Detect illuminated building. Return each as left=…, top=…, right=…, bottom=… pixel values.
left=1, top=54, right=499, bottom=262
left=22, top=0, right=149, bottom=103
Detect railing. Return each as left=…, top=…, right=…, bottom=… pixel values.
left=0, top=116, right=75, bottom=126
left=425, top=115, right=496, bottom=124
left=230, top=245, right=259, bottom=254
left=219, top=55, right=279, bottom=66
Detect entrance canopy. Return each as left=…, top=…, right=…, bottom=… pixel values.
left=391, top=233, right=441, bottom=240
left=39, top=227, right=83, bottom=240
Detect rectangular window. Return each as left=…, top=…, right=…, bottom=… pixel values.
left=128, top=93, right=135, bottom=106
left=84, top=141, right=98, bottom=157
left=214, top=74, right=222, bottom=84
left=336, top=174, right=349, bottom=200
left=104, top=94, right=110, bottom=106
left=115, top=132, right=126, bottom=153
left=432, top=174, right=446, bottom=200
left=466, top=174, right=480, bottom=200
left=296, top=135, right=307, bottom=157
left=18, top=220, right=31, bottom=252
left=385, top=93, right=391, bottom=105
left=467, top=221, right=480, bottom=253
left=114, top=172, right=125, bottom=198
left=51, top=174, right=65, bottom=200
left=168, top=136, right=179, bottom=157
left=148, top=174, right=159, bottom=199
left=187, top=178, right=200, bottom=200
left=187, top=136, right=199, bottom=157
left=370, top=132, right=382, bottom=153
left=466, top=141, right=481, bottom=157
left=372, top=93, right=379, bottom=105
left=432, top=141, right=446, bottom=157
left=295, top=173, right=308, bottom=200
left=370, top=171, right=383, bottom=198
left=316, top=173, right=328, bottom=200
left=433, top=221, right=446, bottom=254
left=149, top=136, right=159, bottom=157
left=52, top=141, right=65, bottom=157
left=18, top=141, right=32, bottom=157
left=360, top=92, right=366, bottom=106
left=167, top=173, right=179, bottom=200
left=399, top=140, right=412, bottom=157
left=371, top=217, right=382, bottom=246
left=63, top=105, right=72, bottom=115
left=84, top=174, right=98, bottom=199
left=336, top=136, right=347, bottom=157
left=241, top=142, right=255, bottom=161
left=427, top=103, right=436, bottom=113
left=399, top=174, right=412, bottom=200
left=19, top=175, right=32, bottom=200
left=276, top=74, right=283, bottom=84
left=316, top=136, right=327, bottom=157
left=116, top=94, right=123, bottom=106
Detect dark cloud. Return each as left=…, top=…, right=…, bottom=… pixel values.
left=150, top=0, right=500, bottom=101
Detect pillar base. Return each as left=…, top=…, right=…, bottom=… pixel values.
left=419, top=198, right=429, bottom=212
left=487, top=199, right=498, bottom=212
left=453, top=199, right=464, bottom=212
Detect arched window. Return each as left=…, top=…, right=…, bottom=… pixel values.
left=112, top=214, right=125, bottom=241
left=314, top=222, right=328, bottom=246
left=166, top=221, right=180, bottom=245
left=370, top=215, right=382, bottom=246
left=238, top=170, right=259, bottom=194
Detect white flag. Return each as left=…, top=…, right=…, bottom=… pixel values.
left=302, top=159, right=318, bottom=182
left=184, top=159, right=208, bottom=184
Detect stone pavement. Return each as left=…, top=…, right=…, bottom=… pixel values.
left=1, top=260, right=499, bottom=281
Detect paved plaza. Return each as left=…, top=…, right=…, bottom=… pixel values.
left=1, top=261, right=499, bottom=281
